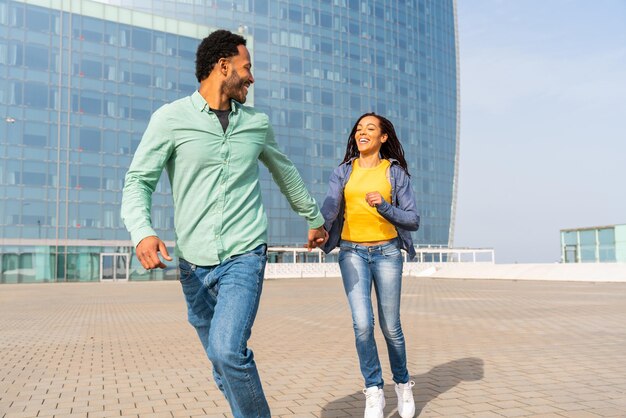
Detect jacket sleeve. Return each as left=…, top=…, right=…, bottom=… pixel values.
left=320, top=166, right=344, bottom=231
left=376, top=170, right=420, bottom=231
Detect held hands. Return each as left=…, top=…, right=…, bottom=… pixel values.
left=365, top=191, right=384, bottom=207
left=135, top=235, right=173, bottom=270
left=307, top=226, right=329, bottom=251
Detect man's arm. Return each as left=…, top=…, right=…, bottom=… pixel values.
left=258, top=122, right=327, bottom=249
left=121, top=108, right=174, bottom=268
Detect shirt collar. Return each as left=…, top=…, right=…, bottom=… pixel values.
left=191, top=91, right=240, bottom=114
left=344, top=156, right=399, bottom=165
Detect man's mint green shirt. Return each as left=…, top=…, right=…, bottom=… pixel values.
left=121, top=91, right=324, bottom=266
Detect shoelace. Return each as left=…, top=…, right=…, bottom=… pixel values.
left=401, top=381, right=416, bottom=402
left=364, top=389, right=382, bottom=408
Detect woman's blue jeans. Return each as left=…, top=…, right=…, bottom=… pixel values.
left=178, top=244, right=270, bottom=418
left=338, top=239, right=410, bottom=388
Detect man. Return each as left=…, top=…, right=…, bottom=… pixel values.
left=121, top=29, right=327, bottom=417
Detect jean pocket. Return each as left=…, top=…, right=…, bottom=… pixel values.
left=178, top=258, right=196, bottom=281
left=382, top=245, right=401, bottom=257
left=338, top=248, right=351, bottom=262
left=339, top=244, right=354, bottom=253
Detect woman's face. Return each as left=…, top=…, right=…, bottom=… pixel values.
left=354, top=115, right=388, bottom=156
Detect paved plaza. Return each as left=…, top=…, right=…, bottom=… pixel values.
left=1, top=276, right=626, bottom=418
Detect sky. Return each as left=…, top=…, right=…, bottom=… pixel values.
left=453, top=0, right=626, bottom=263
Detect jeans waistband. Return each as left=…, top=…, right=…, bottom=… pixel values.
left=339, top=238, right=399, bottom=252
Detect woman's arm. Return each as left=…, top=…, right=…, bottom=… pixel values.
left=376, top=170, right=420, bottom=231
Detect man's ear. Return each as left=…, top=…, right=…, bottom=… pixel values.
left=218, top=58, right=229, bottom=76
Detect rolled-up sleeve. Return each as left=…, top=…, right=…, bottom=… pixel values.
left=376, top=171, right=420, bottom=231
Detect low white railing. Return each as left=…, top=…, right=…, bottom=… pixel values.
left=412, top=247, right=495, bottom=263
left=265, top=247, right=495, bottom=279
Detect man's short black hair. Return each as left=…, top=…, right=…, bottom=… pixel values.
left=195, top=29, right=247, bottom=82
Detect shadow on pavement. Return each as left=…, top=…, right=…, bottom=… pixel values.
left=320, top=357, right=484, bottom=417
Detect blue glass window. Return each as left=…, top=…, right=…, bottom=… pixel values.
left=350, top=95, right=361, bottom=109
left=21, top=172, right=46, bottom=186
left=79, top=29, right=103, bottom=43
left=23, top=122, right=47, bottom=147
left=25, top=7, right=49, bottom=32
left=289, top=86, right=302, bottom=101
left=23, top=82, right=48, bottom=108
left=81, top=175, right=101, bottom=189
left=23, top=134, right=46, bottom=147
left=288, top=110, right=303, bottom=128
left=598, top=228, right=616, bottom=262
left=320, top=12, right=332, bottom=28
left=132, top=28, right=151, bottom=52
left=79, top=95, right=102, bottom=115
left=178, top=37, right=196, bottom=60
left=579, top=230, right=596, bottom=262
left=24, top=45, right=48, bottom=70
left=321, top=91, right=333, bottom=105
left=289, top=56, right=302, bottom=74
left=253, top=0, right=268, bottom=15
left=132, top=69, right=151, bottom=87
left=321, top=41, right=332, bottom=54
left=322, top=115, right=333, bottom=132
left=80, top=59, right=102, bottom=78
left=80, top=128, right=102, bottom=153
left=288, top=6, right=302, bottom=23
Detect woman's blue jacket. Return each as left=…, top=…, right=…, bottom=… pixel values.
left=320, top=158, right=420, bottom=260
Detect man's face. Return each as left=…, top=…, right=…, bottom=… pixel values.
left=224, top=45, right=254, bottom=103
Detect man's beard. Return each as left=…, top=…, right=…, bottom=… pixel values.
left=224, top=71, right=247, bottom=104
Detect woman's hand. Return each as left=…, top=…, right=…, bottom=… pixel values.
left=365, top=191, right=384, bottom=207
left=307, top=226, right=329, bottom=251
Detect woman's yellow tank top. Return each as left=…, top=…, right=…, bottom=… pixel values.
left=341, top=159, right=398, bottom=242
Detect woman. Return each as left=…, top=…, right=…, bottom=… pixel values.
left=321, top=113, right=420, bottom=418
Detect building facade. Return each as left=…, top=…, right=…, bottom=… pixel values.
left=561, top=224, right=626, bottom=263
left=0, top=0, right=460, bottom=282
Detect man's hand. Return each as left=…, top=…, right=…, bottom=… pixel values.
left=135, top=235, right=173, bottom=270
left=365, top=191, right=383, bottom=207
left=307, top=226, right=329, bottom=251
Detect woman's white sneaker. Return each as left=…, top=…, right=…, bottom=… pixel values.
left=394, top=381, right=415, bottom=418
left=363, top=386, right=385, bottom=418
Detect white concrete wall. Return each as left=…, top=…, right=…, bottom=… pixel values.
left=265, top=262, right=626, bottom=282
left=419, top=263, right=626, bottom=282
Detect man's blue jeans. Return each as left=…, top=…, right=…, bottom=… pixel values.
left=178, top=244, right=270, bottom=418
left=338, top=239, right=410, bottom=389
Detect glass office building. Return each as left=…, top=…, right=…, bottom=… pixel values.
left=0, top=0, right=459, bottom=282
left=561, top=224, right=626, bottom=263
